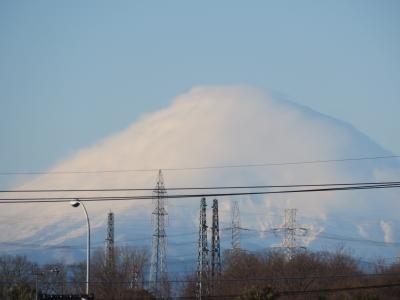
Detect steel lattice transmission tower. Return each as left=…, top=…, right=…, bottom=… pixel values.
left=274, top=208, right=307, bottom=259
left=210, top=199, right=221, bottom=295
left=149, top=170, right=168, bottom=298
left=105, top=211, right=115, bottom=267
left=231, top=200, right=241, bottom=250
left=196, top=197, right=210, bottom=299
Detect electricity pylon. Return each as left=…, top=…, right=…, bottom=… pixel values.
left=274, top=208, right=307, bottom=259
left=210, top=199, right=221, bottom=295
left=149, top=170, right=168, bottom=298
left=196, top=197, right=209, bottom=299
left=105, top=211, right=115, bottom=267
left=231, top=200, right=241, bottom=250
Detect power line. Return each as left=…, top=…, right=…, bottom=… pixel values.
left=2, top=180, right=400, bottom=193
left=0, top=182, right=399, bottom=204
left=2, top=225, right=397, bottom=252
left=0, top=155, right=398, bottom=176
left=0, top=228, right=234, bottom=250
left=5, top=230, right=200, bottom=250
left=237, top=227, right=400, bottom=248
left=311, top=232, right=400, bottom=247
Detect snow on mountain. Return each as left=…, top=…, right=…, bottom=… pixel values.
left=1, top=86, right=399, bottom=263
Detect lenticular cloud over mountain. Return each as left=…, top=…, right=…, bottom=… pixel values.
left=2, top=86, right=399, bottom=260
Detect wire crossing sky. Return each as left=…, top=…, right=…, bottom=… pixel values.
left=0, top=155, right=399, bottom=176
left=1, top=181, right=399, bottom=203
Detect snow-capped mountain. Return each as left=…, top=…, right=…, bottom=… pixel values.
left=1, top=86, right=399, bottom=264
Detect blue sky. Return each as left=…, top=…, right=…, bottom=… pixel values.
left=0, top=0, right=399, bottom=187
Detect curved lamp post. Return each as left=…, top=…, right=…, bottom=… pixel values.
left=70, top=199, right=90, bottom=295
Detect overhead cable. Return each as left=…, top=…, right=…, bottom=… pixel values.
left=0, top=154, right=398, bottom=176
left=0, top=182, right=399, bottom=204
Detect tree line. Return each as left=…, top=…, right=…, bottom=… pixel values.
left=182, top=248, right=400, bottom=299
left=0, top=246, right=152, bottom=300
left=0, top=247, right=399, bottom=299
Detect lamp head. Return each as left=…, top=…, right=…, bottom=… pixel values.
left=70, top=200, right=80, bottom=208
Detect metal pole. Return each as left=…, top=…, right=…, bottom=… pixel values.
left=34, top=270, right=43, bottom=300
left=80, top=201, right=91, bottom=295
left=35, top=273, right=38, bottom=300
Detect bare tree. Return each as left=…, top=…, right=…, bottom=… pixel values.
left=90, top=245, right=153, bottom=300
left=0, top=255, right=36, bottom=300
left=180, top=249, right=400, bottom=299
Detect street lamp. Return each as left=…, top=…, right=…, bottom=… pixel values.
left=70, top=199, right=90, bottom=295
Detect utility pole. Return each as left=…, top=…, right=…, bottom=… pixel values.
left=231, top=200, right=241, bottom=250
left=210, top=199, right=221, bottom=295
left=105, top=211, right=115, bottom=267
left=129, top=266, right=139, bottom=290
left=149, top=170, right=168, bottom=299
left=34, top=269, right=43, bottom=300
left=196, top=198, right=209, bottom=300
left=274, top=208, right=307, bottom=260
left=34, top=267, right=59, bottom=300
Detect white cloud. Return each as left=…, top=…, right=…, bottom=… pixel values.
left=380, top=220, right=395, bottom=243
left=357, top=224, right=370, bottom=239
